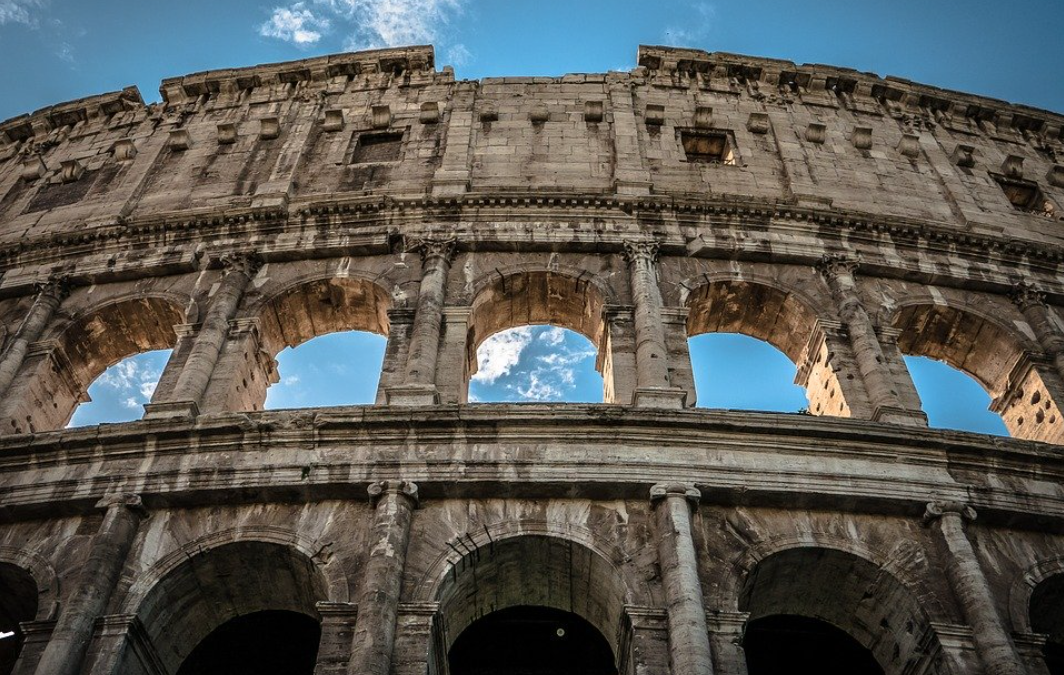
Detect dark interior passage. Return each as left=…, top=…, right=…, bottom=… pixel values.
left=1031, top=573, right=1064, bottom=675
left=175, top=610, right=320, bottom=675
left=449, top=605, right=617, bottom=675
left=744, top=615, right=885, bottom=675
left=0, top=563, right=37, bottom=675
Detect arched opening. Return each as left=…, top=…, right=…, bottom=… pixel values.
left=744, top=614, right=884, bottom=674
left=119, top=541, right=327, bottom=674
left=686, top=280, right=861, bottom=417
left=0, top=563, right=37, bottom=675
left=434, top=535, right=626, bottom=675
left=739, top=547, right=942, bottom=675
left=175, top=610, right=321, bottom=675
left=3, top=297, right=182, bottom=433
left=265, top=332, right=386, bottom=409
left=469, top=325, right=602, bottom=402
left=1030, top=573, right=1064, bottom=675
left=467, top=271, right=608, bottom=403
left=228, top=277, right=391, bottom=412
left=893, top=303, right=1063, bottom=442
left=449, top=606, right=616, bottom=675
left=68, top=349, right=172, bottom=427
left=688, top=334, right=807, bottom=412
left=904, top=355, right=1008, bottom=436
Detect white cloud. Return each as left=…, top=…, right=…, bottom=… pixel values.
left=472, top=326, right=533, bottom=384
left=282, top=375, right=300, bottom=386
left=662, top=2, right=715, bottom=46
left=122, top=397, right=140, bottom=410
left=95, top=356, right=164, bottom=406
left=517, top=371, right=563, bottom=401
left=0, top=0, right=44, bottom=27
left=445, top=42, right=471, bottom=67
left=260, top=2, right=330, bottom=46
left=327, top=0, right=463, bottom=51
left=539, top=326, right=565, bottom=346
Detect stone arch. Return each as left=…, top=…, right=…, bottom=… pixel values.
left=0, top=545, right=59, bottom=622
left=1009, top=556, right=1064, bottom=634
left=222, top=274, right=392, bottom=411
left=736, top=542, right=946, bottom=675
left=117, top=528, right=341, bottom=674
left=683, top=274, right=867, bottom=417
left=887, top=297, right=1063, bottom=441
left=427, top=531, right=632, bottom=670
left=3, top=294, right=185, bottom=433
left=466, top=268, right=609, bottom=399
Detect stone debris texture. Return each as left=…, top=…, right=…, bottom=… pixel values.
left=0, top=44, right=1061, bottom=674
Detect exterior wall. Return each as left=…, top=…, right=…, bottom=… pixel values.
left=0, top=44, right=1063, bottom=674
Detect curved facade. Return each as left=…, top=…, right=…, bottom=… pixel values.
left=0, top=44, right=1063, bottom=673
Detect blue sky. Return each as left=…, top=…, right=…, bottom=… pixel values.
left=2, top=0, right=1043, bottom=435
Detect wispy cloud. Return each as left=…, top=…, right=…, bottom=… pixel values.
left=662, top=2, right=715, bottom=47
left=260, top=2, right=330, bottom=46
left=96, top=357, right=164, bottom=409
left=259, top=0, right=471, bottom=65
left=0, top=0, right=44, bottom=27
left=472, top=326, right=534, bottom=384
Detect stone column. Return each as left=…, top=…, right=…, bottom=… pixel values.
left=621, top=606, right=670, bottom=675
left=706, top=612, right=749, bottom=675
left=651, top=483, right=715, bottom=675
left=34, top=494, right=146, bottom=675
left=347, top=481, right=419, bottom=675
left=624, top=242, right=686, bottom=409
left=146, top=254, right=259, bottom=418
left=387, top=240, right=455, bottom=405
left=0, top=278, right=67, bottom=399
left=376, top=308, right=416, bottom=404
left=818, top=255, right=926, bottom=426
left=315, top=602, right=359, bottom=675
left=1011, top=282, right=1064, bottom=384
left=923, top=501, right=1024, bottom=675
left=601, top=306, right=637, bottom=405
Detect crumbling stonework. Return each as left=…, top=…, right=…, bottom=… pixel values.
left=0, top=43, right=1063, bottom=673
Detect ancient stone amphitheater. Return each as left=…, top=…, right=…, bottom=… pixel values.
left=0, top=42, right=1062, bottom=674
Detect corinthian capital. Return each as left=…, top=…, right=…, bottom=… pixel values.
left=622, top=240, right=660, bottom=264
left=34, top=275, right=70, bottom=302
left=217, top=252, right=263, bottom=279
left=406, top=237, right=457, bottom=265
left=817, top=253, right=859, bottom=280
left=1010, top=280, right=1047, bottom=311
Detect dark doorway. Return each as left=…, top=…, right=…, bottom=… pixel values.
left=1031, top=574, right=1064, bottom=675
left=449, top=605, right=616, bottom=675
left=175, top=610, right=320, bottom=675
left=744, top=615, right=884, bottom=675
left=0, top=563, right=38, bottom=675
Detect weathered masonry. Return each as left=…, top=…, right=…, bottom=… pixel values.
left=2, top=43, right=1064, bottom=673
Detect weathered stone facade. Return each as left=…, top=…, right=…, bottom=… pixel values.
left=0, top=43, right=1063, bottom=673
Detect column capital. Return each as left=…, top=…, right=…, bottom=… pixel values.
left=368, top=480, right=419, bottom=507
left=1010, top=280, right=1047, bottom=311
left=95, top=492, right=146, bottom=514
left=622, top=239, right=660, bottom=264
left=34, top=275, right=71, bottom=302
left=213, top=251, right=262, bottom=278
left=650, top=482, right=701, bottom=505
left=405, top=237, right=457, bottom=265
left=923, top=500, right=977, bottom=526
left=817, top=253, right=860, bottom=281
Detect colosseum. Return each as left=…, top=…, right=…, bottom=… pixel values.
left=0, top=42, right=1062, bottom=674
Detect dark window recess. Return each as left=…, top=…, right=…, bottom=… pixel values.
left=680, top=131, right=735, bottom=165
left=23, top=172, right=96, bottom=214
left=994, top=175, right=1055, bottom=216
left=351, top=132, right=403, bottom=164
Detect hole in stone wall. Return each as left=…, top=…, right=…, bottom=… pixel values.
left=688, top=333, right=806, bottom=413
left=175, top=610, right=320, bottom=675
left=744, top=615, right=885, bottom=675
left=448, top=606, right=616, bottom=675
left=679, top=129, right=735, bottom=164
left=67, top=349, right=172, bottom=427
left=468, top=326, right=602, bottom=403
left=350, top=131, right=403, bottom=164
left=264, top=331, right=385, bottom=409
left=994, top=175, right=1055, bottom=216
left=904, top=355, right=1009, bottom=436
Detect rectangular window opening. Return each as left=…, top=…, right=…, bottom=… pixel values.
left=350, top=131, right=403, bottom=164
left=680, top=130, right=735, bottom=165
left=994, top=175, right=1053, bottom=216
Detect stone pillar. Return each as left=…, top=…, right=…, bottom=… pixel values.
left=11, top=620, right=54, bottom=675
left=1012, top=632, right=1052, bottom=675
left=1012, top=282, right=1064, bottom=385
left=818, top=255, right=926, bottom=426
left=650, top=483, right=714, bottom=675
left=392, top=602, right=441, bottom=675
left=923, top=502, right=1024, bottom=675
left=34, top=494, right=146, bottom=675
left=376, top=308, right=415, bottom=404
left=0, top=278, right=67, bottom=399
left=145, top=254, right=259, bottom=418
left=601, top=306, right=637, bottom=405
left=624, top=242, right=686, bottom=409
left=347, top=481, right=419, bottom=675
left=387, top=240, right=455, bottom=405
left=621, top=606, right=670, bottom=675
left=706, top=612, right=749, bottom=675
left=315, top=602, right=359, bottom=675
left=437, top=307, right=472, bottom=404
left=661, top=307, right=697, bottom=408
